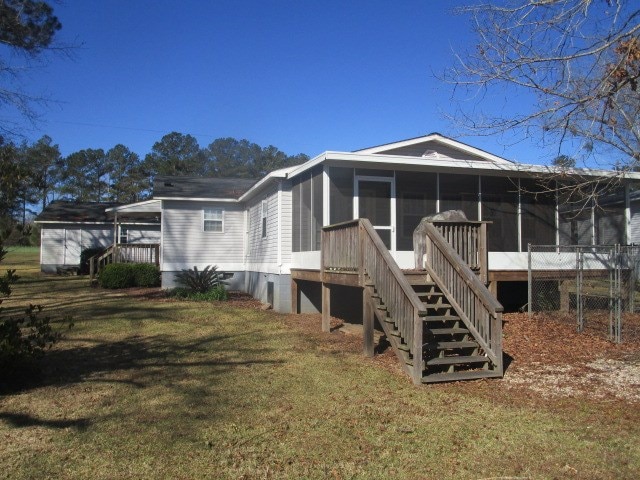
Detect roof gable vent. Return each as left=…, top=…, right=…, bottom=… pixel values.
left=422, top=149, right=440, bottom=158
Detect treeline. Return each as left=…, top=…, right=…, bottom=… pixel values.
left=0, top=132, right=309, bottom=222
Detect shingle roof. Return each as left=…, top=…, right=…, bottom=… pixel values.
left=152, top=175, right=258, bottom=199
left=35, top=201, right=120, bottom=223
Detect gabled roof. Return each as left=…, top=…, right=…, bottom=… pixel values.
left=152, top=175, right=258, bottom=200
left=354, top=133, right=514, bottom=164
left=34, top=201, right=119, bottom=223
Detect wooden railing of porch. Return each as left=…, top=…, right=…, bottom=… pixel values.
left=89, top=243, right=160, bottom=279
left=414, top=220, right=488, bottom=283
left=321, top=219, right=427, bottom=382
left=321, top=217, right=502, bottom=383
left=416, top=222, right=503, bottom=371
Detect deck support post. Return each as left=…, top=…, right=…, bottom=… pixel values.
left=291, top=279, right=299, bottom=314
left=322, top=282, right=331, bottom=332
left=363, top=287, right=374, bottom=357
left=412, top=309, right=423, bottom=385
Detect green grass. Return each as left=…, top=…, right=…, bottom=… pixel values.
left=1, top=248, right=639, bottom=479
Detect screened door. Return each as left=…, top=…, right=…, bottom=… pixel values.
left=355, top=177, right=395, bottom=250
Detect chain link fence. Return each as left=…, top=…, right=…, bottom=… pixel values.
left=528, top=244, right=640, bottom=343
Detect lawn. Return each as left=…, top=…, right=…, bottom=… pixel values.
left=1, top=249, right=639, bottom=479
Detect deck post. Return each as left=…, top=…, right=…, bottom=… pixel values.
left=363, top=287, right=374, bottom=357
left=412, top=309, right=423, bottom=385
left=322, top=282, right=331, bottom=332
left=291, top=279, right=299, bottom=314
left=479, top=222, right=488, bottom=284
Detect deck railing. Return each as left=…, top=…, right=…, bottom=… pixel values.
left=89, top=243, right=160, bottom=279
left=414, top=221, right=488, bottom=283
left=322, top=219, right=427, bottom=382
left=417, top=222, right=503, bottom=370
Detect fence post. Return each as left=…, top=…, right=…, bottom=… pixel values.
left=527, top=243, right=532, bottom=319
left=577, top=247, right=583, bottom=333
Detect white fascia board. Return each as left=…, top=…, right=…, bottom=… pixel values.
left=354, top=134, right=441, bottom=154
left=353, top=134, right=513, bottom=164
left=238, top=168, right=293, bottom=202
left=34, top=220, right=112, bottom=225
left=153, top=197, right=239, bottom=202
left=287, top=151, right=640, bottom=181
left=106, top=199, right=161, bottom=213
left=284, top=152, right=328, bottom=179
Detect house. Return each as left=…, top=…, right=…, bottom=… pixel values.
left=35, top=200, right=161, bottom=273
left=36, top=134, right=640, bottom=383
left=155, top=136, right=634, bottom=304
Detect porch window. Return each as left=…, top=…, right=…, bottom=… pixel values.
left=203, top=208, right=223, bottom=232
left=595, top=188, right=625, bottom=245
left=521, top=179, right=556, bottom=249
left=292, top=166, right=324, bottom=251
left=396, top=171, right=437, bottom=250
left=439, top=174, right=479, bottom=220
left=329, top=167, right=353, bottom=224
left=481, top=176, right=519, bottom=252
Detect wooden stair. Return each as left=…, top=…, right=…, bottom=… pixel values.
left=366, top=271, right=501, bottom=384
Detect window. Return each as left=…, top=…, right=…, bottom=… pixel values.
left=119, top=226, right=129, bottom=244
left=261, top=200, right=268, bottom=238
left=203, top=208, right=223, bottom=232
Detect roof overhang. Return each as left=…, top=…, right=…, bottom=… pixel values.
left=106, top=199, right=162, bottom=213
left=286, top=151, right=640, bottom=182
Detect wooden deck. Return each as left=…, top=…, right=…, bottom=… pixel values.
left=293, top=218, right=504, bottom=384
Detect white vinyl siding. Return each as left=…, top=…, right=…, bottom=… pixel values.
left=631, top=200, right=640, bottom=244
left=124, top=225, right=161, bottom=244
left=247, top=187, right=279, bottom=264
left=279, top=183, right=292, bottom=265
left=40, top=225, right=112, bottom=267
left=162, top=201, right=244, bottom=270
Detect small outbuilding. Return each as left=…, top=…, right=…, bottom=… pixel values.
left=34, top=200, right=161, bottom=273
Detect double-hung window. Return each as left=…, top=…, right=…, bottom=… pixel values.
left=261, top=200, right=268, bottom=238
left=119, top=226, right=129, bottom=244
left=203, top=208, right=223, bottom=232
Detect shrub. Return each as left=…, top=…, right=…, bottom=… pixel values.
left=99, top=264, right=135, bottom=289
left=0, top=239, right=73, bottom=390
left=80, top=247, right=105, bottom=275
left=169, top=284, right=228, bottom=301
left=99, top=263, right=161, bottom=289
left=175, top=265, right=228, bottom=294
left=133, top=264, right=161, bottom=287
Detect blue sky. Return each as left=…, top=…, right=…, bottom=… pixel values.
left=8, top=0, right=550, bottom=164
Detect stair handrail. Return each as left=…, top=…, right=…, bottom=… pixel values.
left=321, top=219, right=427, bottom=381
left=358, top=220, right=428, bottom=382
left=419, top=222, right=503, bottom=368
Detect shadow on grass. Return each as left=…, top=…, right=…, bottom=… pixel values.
left=0, top=412, right=91, bottom=431
left=3, top=331, right=283, bottom=396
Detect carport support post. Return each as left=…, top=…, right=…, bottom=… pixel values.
left=363, top=286, right=374, bottom=357
left=322, top=282, right=331, bottom=332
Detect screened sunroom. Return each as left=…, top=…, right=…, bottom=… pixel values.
left=290, top=163, right=630, bottom=272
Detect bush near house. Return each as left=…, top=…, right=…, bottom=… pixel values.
left=170, top=284, right=228, bottom=301
left=99, top=264, right=161, bottom=289
left=174, top=265, right=228, bottom=294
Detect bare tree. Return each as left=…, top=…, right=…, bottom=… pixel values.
left=446, top=0, right=640, bottom=176
left=0, top=0, right=63, bottom=138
